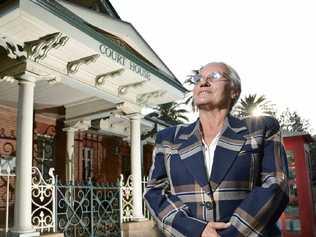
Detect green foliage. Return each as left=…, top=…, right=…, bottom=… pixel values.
left=153, top=102, right=189, bottom=125
left=277, top=108, right=311, bottom=133
left=233, top=94, right=275, bottom=118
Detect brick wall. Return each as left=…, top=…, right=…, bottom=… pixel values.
left=73, top=133, right=131, bottom=183
left=0, top=175, right=15, bottom=227
left=0, top=105, right=17, bottom=157
left=0, top=104, right=57, bottom=228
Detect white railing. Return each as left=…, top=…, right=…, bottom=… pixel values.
left=120, top=174, right=133, bottom=223
left=31, top=167, right=56, bottom=233
left=120, top=174, right=151, bottom=222
left=0, top=158, right=16, bottom=237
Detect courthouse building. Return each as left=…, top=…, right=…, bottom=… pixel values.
left=0, top=0, right=186, bottom=236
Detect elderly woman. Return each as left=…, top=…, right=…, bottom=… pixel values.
left=144, top=62, right=289, bottom=237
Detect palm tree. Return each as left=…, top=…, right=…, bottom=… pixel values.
left=182, top=69, right=199, bottom=111
left=153, top=102, right=189, bottom=125
left=233, top=94, right=275, bottom=118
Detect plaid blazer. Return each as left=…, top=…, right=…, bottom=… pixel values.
left=144, top=115, right=289, bottom=237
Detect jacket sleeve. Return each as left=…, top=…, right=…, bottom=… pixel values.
left=218, top=117, right=289, bottom=237
left=143, top=130, right=207, bottom=237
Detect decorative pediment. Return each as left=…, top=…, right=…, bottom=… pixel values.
left=24, top=32, right=69, bottom=62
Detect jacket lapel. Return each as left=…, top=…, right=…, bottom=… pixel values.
left=178, top=120, right=210, bottom=194
left=209, top=115, right=248, bottom=191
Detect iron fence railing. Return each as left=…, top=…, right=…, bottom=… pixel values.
left=0, top=156, right=16, bottom=237
left=31, top=167, right=56, bottom=233
left=120, top=175, right=151, bottom=223
left=1, top=166, right=151, bottom=236
left=55, top=178, right=121, bottom=237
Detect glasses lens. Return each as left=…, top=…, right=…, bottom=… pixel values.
left=210, top=72, right=222, bottom=80
left=191, top=74, right=202, bottom=84
left=190, top=71, right=227, bottom=84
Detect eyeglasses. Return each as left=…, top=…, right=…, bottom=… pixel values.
left=187, top=71, right=229, bottom=85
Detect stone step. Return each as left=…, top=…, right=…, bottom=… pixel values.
left=122, top=220, right=162, bottom=237
left=40, top=233, right=63, bottom=237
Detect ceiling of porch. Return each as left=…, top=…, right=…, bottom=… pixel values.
left=0, top=78, right=116, bottom=120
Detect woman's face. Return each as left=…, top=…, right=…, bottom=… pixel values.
left=193, top=63, right=235, bottom=111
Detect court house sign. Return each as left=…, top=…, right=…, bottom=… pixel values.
left=100, top=44, right=151, bottom=80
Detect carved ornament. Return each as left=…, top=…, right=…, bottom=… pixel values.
left=0, top=35, right=26, bottom=60
left=67, top=54, right=99, bottom=74
left=24, top=32, right=69, bottom=62
left=137, top=90, right=166, bottom=104
left=95, top=68, right=124, bottom=86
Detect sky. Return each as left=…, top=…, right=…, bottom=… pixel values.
left=111, top=0, right=316, bottom=132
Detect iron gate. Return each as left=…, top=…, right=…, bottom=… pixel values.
left=55, top=178, right=121, bottom=237
left=31, top=167, right=122, bottom=237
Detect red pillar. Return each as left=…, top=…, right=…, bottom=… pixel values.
left=282, top=134, right=316, bottom=237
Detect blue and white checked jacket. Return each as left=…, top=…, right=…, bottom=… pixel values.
left=144, top=115, right=289, bottom=237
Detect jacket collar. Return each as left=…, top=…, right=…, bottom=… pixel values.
left=177, top=115, right=248, bottom=193
left=177, top=115, right=248, bottom=140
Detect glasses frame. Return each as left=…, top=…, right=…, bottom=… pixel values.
left=189, top=71, right=230, bottom=85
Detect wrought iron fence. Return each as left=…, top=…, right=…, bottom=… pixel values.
left=55, top=178, right=121, bottom=237
left=31, top=167, right=122, bottom=236
left=31, top=167, right=55, bottom=233
left=0, top=158, right=15, bottom=237
left=120, top=174, right=151, bottom=222
left=120, top=174, right=133, bottom=223
left=1, top=167, right=151, bottom=236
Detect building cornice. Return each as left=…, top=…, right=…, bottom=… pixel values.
left=29, top=0, right=187, bottom=93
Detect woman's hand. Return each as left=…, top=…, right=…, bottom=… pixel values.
left=201, top=222, right=231, bottom=237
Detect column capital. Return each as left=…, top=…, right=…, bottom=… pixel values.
left=63, top=120, right=91, bottom=132
left=117, top=101, right=142, bottom=114
left=0, top=72, right=37, bottom=85
left=62, top=127, right=77, bottom=133
left=127, top=112, right=143, bottom=120
left=17, top=72, right=38, bottom=84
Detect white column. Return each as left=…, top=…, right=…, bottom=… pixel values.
left=129, top=113, right=145, bottom=221
left=64, top=127, right=76, bottom=183
left=63, top=121, right=90, bottom=183
left=11, top=76, right=39, bottom=236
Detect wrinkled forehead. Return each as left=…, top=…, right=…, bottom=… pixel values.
left=200, top=63, right=227, bottom=75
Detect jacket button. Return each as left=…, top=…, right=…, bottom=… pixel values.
left=200, top=201, right=213, bottom=210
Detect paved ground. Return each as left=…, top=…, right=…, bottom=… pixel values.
left=0, top=221, right=161, bottom=237
left=122, top=220, right=163, bottom=237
